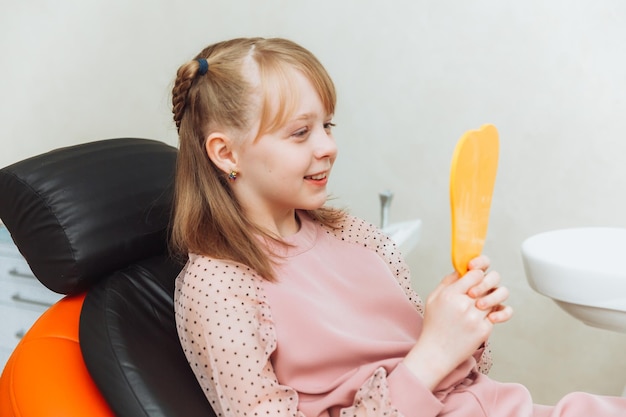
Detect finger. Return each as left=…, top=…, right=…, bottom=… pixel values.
left=487, top=305, right=514, bottom=324
left=468, top=270, right=501, bottom=298
left=467, top=255, right=491, bottom=272
left=455, top=268, right=486, bottom=293
left=476, top=286, right=510, bottom=310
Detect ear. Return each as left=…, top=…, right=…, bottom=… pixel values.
left=205, top=132, right=237, bottom=174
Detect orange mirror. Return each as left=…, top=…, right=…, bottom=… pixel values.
left=449, top=124, right=499, bottom=275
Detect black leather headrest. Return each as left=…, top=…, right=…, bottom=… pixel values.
left=0, top=138, right=177, bottom=294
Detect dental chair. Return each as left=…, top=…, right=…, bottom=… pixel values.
left=0, top=138, right=216, bottom=417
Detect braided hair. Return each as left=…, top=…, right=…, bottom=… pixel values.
left=170, top=37, right=344, bottom=280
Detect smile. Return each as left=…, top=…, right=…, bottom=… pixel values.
left=304, top=173, right=327, bottom=181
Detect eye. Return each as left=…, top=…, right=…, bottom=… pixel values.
left=323, top=122, right=336, bottom=133
left=291, top=127, right=310, bottom=139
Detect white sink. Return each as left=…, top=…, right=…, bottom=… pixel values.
left=383, top=219, right=422, bottom=256
left=521, top=227, right=626, bottom=333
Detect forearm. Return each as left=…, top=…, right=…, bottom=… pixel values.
left=402, top=342, right=456, bottom=391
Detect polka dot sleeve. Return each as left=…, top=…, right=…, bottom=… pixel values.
left=175, top=255, right=305, bottom=417
left=175, top=214, right=493, bottom=417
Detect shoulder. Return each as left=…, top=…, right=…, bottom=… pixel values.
left=315, top=213, right=424, bottom=314
left=317, top=213, right=399, bottom=258
left=175, top=254, right=264, bottom=309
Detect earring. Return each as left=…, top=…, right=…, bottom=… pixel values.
left=228, top=170, right=238, bottom=181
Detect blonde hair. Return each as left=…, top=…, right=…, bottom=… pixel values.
left=171, top=37, right=345, bottom=280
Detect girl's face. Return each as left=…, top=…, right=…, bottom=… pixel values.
left=233, top=70, right=337, bottom=233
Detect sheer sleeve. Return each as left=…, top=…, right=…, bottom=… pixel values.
left=175, top=254, right=305, bottom=417
left=176, top=215, right=493, bottom=417
left=174, top=252, right=433, bottom=417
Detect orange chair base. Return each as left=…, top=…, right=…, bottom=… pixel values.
left=0, top=294, right=114, bottom=417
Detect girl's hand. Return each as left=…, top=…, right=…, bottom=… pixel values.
left=466, top=255, right=514, bottom=324
left=402, top=255, right=512, bottom=390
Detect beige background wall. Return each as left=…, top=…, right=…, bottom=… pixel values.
left=2, top=0, right=626, bottom=405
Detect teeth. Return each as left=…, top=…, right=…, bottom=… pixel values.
left=306, top=173, right=326, bottom=180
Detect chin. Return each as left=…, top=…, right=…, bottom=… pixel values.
left=298, top=201, right=326, bottom=211
left=296, top=192, right=329, bottom=211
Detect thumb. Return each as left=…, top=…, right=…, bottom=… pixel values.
left=441, top=271, right=460, bottom=286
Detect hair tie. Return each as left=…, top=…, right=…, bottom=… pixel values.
left=197, top=58, right=209, bottom=75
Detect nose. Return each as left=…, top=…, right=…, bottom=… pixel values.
left=313, top=130, right=338, bottom=161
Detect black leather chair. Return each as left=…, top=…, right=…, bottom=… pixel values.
left=0, top=138, right=216, bottom=416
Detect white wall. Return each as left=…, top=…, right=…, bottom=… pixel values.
left=3, top=0, right=626, bottom=405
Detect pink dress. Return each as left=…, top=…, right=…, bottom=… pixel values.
left=175, top=212, right=626, bottom=416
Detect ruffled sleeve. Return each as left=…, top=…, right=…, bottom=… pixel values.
left=174, top=254, right=305, bottom=417
left=176, top=214, right=493, bottom=417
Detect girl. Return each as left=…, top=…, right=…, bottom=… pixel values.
left=170, top=37, right=626, bottom=416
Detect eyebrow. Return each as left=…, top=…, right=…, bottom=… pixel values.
left=291, top=113, right=316, bottom=122
left=281, top=113, right=314, bottom=130
left=292, top=111, right=335, bottom=123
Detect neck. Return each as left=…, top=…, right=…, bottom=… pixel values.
left=250, top=209, right=301, bottom=238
